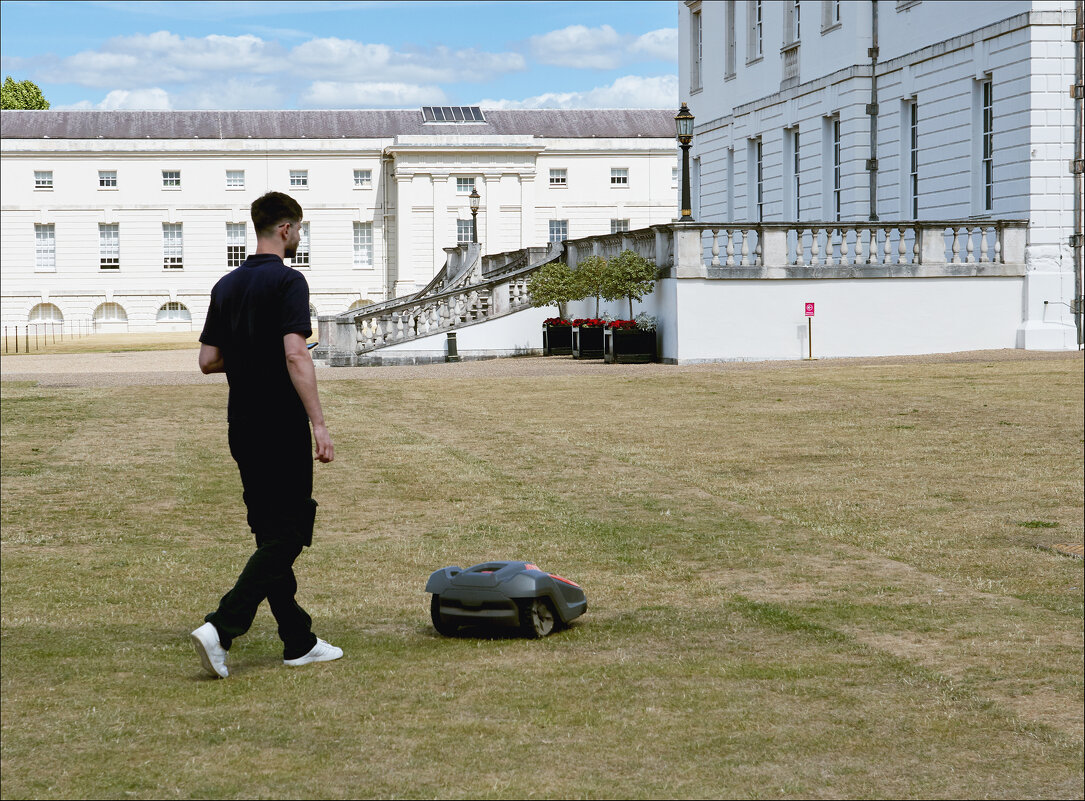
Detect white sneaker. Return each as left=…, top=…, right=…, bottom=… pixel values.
left=190, top=622, right=228, bottom=678
left=283, top=638, right=343, bottom=667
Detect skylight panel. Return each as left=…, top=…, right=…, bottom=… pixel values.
left=421, top=106, right=486, bottom=124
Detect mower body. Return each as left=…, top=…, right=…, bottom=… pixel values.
left=426, top=560, right=587, bottom=636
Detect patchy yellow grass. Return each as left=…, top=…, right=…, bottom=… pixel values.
left=1, top=352, right=1082, bottom=799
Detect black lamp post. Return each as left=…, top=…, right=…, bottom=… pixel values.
left=469, top=186, right=481, bottom=244
left=675, top=102, right=695, bottom=221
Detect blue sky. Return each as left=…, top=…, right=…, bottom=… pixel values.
left=0, top=0, right=678, bottom=110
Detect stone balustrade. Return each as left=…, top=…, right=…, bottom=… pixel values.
left=318, top=218, right=1027, bottom=363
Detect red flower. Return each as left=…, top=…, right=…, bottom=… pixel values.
left=607, top=319, right=637, bottom=330
left=543, top=317, right=571, bottom=326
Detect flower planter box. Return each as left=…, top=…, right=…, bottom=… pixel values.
left=542, top=324, right=572, bottom=356
left=571, top=325, right=605, bottom=359
left=604, top=327, right=658, bottom=363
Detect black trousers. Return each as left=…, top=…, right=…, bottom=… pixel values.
left=206, top=417, right=319, bottom=660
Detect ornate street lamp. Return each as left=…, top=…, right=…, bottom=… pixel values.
left=469, top=186, right=481, bottom=244
left=675, top=102, right=695, bottom=221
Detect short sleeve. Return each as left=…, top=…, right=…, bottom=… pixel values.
left=280, top=270, right=312, bottom=339
left=199, top=285, right=224, bottom=347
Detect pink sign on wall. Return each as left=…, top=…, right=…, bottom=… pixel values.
left=805, top=302, right=815, bottom=317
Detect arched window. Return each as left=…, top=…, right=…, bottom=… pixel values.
left=28, top=303, right=63, bottom=323
left=157, top=302, right=191, bottom=322
left=93, top=302, right=128, bottom=322
left=93, top=302, right=128, bottom=332
left=348, top=299, right=374, bottom=311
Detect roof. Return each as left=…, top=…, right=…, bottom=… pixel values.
left=0, top=109, right=677, bottom=140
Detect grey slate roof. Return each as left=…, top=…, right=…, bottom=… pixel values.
left=0, top=109, right=676, bottom=139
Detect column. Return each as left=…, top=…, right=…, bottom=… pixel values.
left=431, top=174, right=450, bottom=274
left=393, top=172, right=415, bottom=297
left=519, top=174, right=536, bottom=250
left=483, top=175, right=501, bottom=254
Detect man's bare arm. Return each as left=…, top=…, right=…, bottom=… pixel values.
left=199, top=344, right=225, bottom=374
left=284, top=333, right=334, bottom=463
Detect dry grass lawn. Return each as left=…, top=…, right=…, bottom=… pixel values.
left=1, top=351, right=1082, bottom=799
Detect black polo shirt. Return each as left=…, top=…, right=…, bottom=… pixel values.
left=200, top=254, right=311, bottom=423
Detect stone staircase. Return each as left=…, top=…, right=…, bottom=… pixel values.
left=316, top=242, right=561, bottom=366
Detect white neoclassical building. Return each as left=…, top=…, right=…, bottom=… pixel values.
left=0, top=108, right=678, bottom=331
left=677, top=0, right=1081, bottom=349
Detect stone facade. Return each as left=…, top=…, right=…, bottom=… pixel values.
left=0, top=109, right=678, bottom=331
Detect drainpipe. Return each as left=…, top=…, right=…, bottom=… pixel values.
left=1074, top=0, right=1084, bottom=346
left=381, top=148, right=393, bottom=300
left=867, top=0, right=880, bottom=221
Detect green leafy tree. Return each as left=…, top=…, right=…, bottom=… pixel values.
left=601, top=249, right=658, bottom=319
left=526, top=260, right=576, bottom=319
left=1, top=77, right=50, bottom=110
left=572, top=255, right=609, bottom=317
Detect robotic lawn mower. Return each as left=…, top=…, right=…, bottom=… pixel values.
left=426, top=561, right=587, bottom=638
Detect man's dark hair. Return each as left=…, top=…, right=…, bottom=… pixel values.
left=251, top=192, right=303, bottom=237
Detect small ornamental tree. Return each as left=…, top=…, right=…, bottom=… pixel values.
left=526, top=260, right=576, bottom=320
left=1, top=77, right=49, bottom=110
left=572, top=255, right=608, bottom=317
left=602, top=249, right=658, bottom=319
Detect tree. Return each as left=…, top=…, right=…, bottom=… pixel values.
left=571, top=255, right=609, bottom=318
left=526, top=260, right=576, bottom=319
left=601, top=249, right=658, bottom=319
left=1, top=77, right=50, bottom=110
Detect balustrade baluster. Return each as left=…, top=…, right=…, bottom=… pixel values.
left=795, top=228, right=806, bottom=267
left=951, top=226, right=962, bottom=263
left=469, top=290, right=480, bottom=318
left=979, top=226, right=989, bottom=263
left=725, top=229, right=735, bottom=266
left=994, top=228, right=1002, bottom=263
left=883, top=227, right=893, bottom=265
left=740, top=230, right=749, bottom=266
left=868, top=228, right=879, bottom=265
left=754, top=231, right=762, bottom=266
left=710, top=229, right=721, bottom=266
left=965, top=226, right=975, bottom=263
left=810, top=228, right=820, bottom=266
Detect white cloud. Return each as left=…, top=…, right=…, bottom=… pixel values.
left=529, top=25, right=677, bottom=69
left=477, top=74, right=677, bottom=110
left=97, top=88, right=173, bottom=110
left=291, top=39, right=525, bottom=83
left=301, top=81, right=447, bottom=108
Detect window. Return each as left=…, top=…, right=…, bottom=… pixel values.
left=34, top=170, right=53, bottom=189
left=226, top=170, right=245, bottom=189
left=457, top=219, right=474, bottom=245
left=754, top=138, right=764, bottom=222
left=98, top=170, right=117, bottom=188
left=822, top=0, right=842, bottom=30
left=456, top=176, right=475, bottom=194
left=981, top=79, right=993, bottom=212
left=747, top=0, right=763, bottom=62
left=690, top=6, right=703, bottom=91
left=549, top=168, right=567, bottom=187
left=163, top=223, right=183, bottom=269
left=157, top=302, right=191, bottom=322
left=290, top=170, right=308, bottom=188
left=909, top=100, right=919, bottom=218
left=162, top=170, right=181, bottom=188
left=292, top=222, right=309, bottom=268
left=226, top=223, right=246, bottom=268
left=725, top=0, right=737, bottom=78
left=611, top=168, right=629, bottom=187
left=611, top=219, right=630, bottom=234
left=99, top=223, right=120, bottom=270
left=833, top=118, right=842, bottom=221
left=29, top=303, right=63, bottom=323
left=34, top=224, right=55, bottom=271
left=786, top=127, right=801, bottom=219
left=785, top=0, right=801, bottom=43
left=353, top=169, right=372, bottom=188
left=549, top=220, right=568, bottom=243
left=93, top=302, right=128, bottom=324
left=353, top=222, right=374, bottom=266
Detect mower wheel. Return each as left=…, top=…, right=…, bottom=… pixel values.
left=519, top=597, right=557, bottom=638
left=430, top=595, right=459, bottom=637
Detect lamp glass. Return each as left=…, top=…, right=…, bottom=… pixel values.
left=469, top=187, right=480, bottom=212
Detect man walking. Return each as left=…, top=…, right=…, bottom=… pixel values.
left=190, top=191, right=342, bottom=678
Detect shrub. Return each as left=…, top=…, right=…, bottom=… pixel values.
left=527, top=261, right=577, bottom=320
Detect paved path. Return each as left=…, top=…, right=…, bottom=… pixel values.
left=1, top=347, right=1079, bottom=387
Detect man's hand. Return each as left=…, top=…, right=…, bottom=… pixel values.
left=284, top=332, right=334, bottom=464
left=313, top=422, right=334, bottom=463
